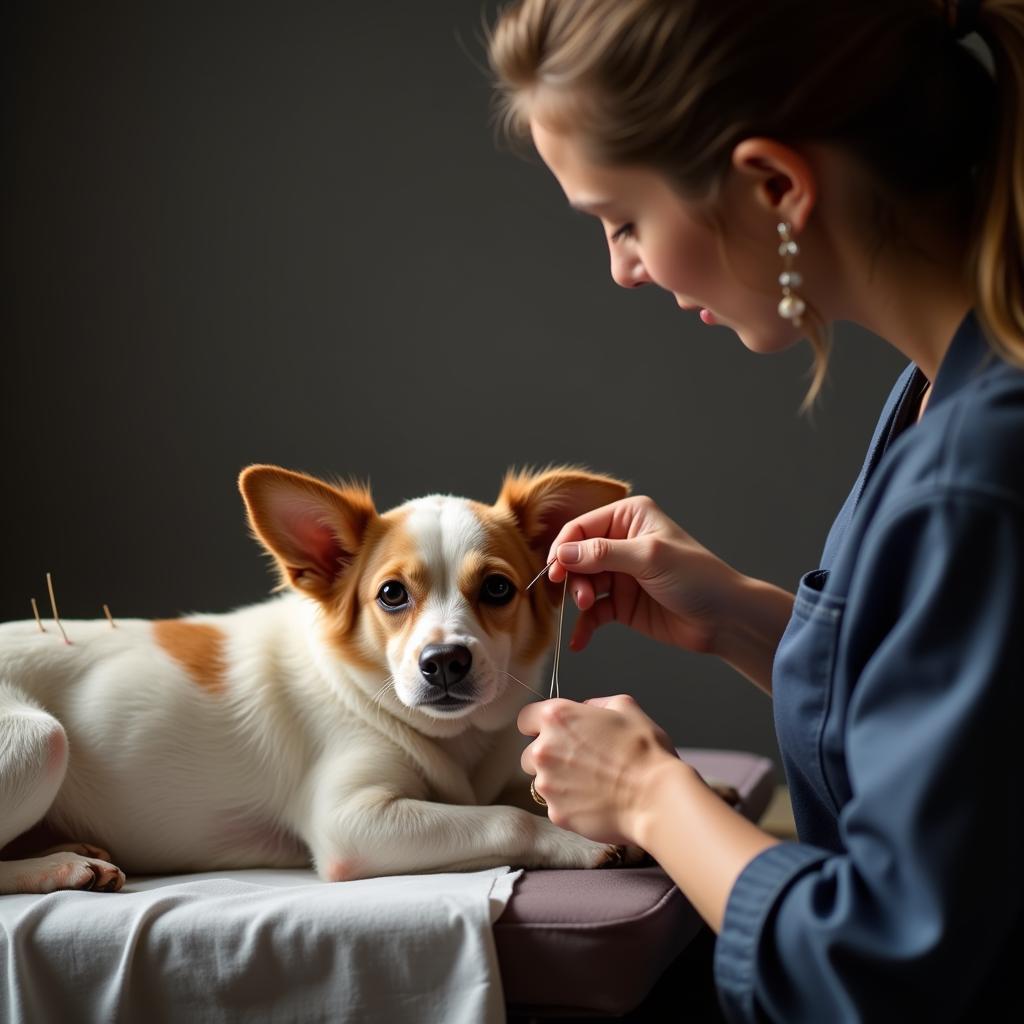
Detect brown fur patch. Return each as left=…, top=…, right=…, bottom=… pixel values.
left=322, top=508, right=427, bottom=672
left=474, top=503, right=556, bottom=666
left=457, top=549, right=505, bottom=639
left=153, top=620, right=228, bottom=694
left=455, top=549, right=488, bottom=594
left=321, top=514, right=390, bottom=671
left=361, top=510, right=436, bottom=653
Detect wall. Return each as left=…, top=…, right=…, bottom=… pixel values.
left=2, top=1, right=910, bottom=773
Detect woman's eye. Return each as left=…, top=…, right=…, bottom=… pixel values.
left=377, top=581, right=409, bottom=610
left=610, top=223, right=634, bottom=242
left=480, top=574, right=516, bottom=606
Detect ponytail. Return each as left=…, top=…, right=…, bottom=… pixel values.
left=967, top=1, right=1024, bottom=365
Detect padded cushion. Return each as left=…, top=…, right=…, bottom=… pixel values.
left=495, top=748, right=775, bottom=1016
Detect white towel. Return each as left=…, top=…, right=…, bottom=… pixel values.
left=0, top=866, right=521, bottom=1023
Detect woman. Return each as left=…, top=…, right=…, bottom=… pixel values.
left=487, top=0, right=1023, bottom=1020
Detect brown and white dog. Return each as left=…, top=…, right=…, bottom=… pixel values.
left=0, top=465, right=634, bottom=895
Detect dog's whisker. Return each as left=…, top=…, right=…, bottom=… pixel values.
left=372, top=676, right=396, bottom=706
left=498, top=669, right=545, bottom=700
left=373, top=677, right=398, bottom=727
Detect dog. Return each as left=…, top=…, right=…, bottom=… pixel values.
left=0, top=464, right=638, bottom=895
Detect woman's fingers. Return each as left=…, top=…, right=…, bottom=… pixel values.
left=518, top=697, right=571, bottom=738
left=555, top=536, right=650, bottom=580
left=569, top=611, right=594, bottom=651
left=583, top=693, right=638, bottom=712
left=545, top=497, right=658, bottom=581
left=569, top=572, right=595, bottom=610
left=581, top=695, right=679, bottom=756
left=566, top=573, right=643, bottom=649
left=546, top=502, right=631, bottom=563
left=569, top=593, right=618, bottom=650
left=568, top=571, right=612, bottom=610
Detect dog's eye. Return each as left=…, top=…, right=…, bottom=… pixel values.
left=377, top=581, right=409, bottom=610
left=480, top=574, right=516, bottom=606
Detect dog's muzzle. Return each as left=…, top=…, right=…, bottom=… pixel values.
left=418, top=644, right=475, bottom=710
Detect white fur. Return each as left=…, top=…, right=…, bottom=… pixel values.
left=391, top=496, right=515, bottom=723
left=0, top=494, right=621, bottom=893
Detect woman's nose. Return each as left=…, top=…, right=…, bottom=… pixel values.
left=609, top=250, right=651, bottom=289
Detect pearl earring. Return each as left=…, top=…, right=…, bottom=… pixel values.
left=777, top=221, right=806, bottom=327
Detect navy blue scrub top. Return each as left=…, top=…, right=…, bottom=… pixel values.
left=714, top=311, right=1024, bottom=1022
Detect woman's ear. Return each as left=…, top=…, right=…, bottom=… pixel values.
left=731, top=137, right=817, bottom=233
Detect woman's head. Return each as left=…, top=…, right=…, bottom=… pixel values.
left=487, top=0, right=1019, bottom=406
left=527, top=118, right=829, bottom=362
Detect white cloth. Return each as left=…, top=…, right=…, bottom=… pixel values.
left=0, top=866, right=521, bottom=1023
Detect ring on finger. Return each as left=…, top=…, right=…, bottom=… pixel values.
left=530, top=778, right=547, bottom=807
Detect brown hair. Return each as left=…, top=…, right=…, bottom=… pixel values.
left=487, top=0, right=1021, bottom=409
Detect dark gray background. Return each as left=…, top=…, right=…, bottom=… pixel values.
left=2, top=1, right=908, bottom=773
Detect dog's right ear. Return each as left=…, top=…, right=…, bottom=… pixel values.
left=239, top=465, right=377, bottom=601
left=496, top=466, right=631, bottom=555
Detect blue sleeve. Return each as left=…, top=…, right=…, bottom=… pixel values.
left=714, top=491, right=1024, bottom=1022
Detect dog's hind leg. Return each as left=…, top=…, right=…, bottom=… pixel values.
left=0, top=683, right=124, bottom=894
left=0, top=684, right=69, bottom=850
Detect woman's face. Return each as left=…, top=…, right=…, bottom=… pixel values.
left=530, top=118, right=805, bottom=355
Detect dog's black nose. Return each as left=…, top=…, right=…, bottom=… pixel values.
left=419, top=644, right=472, bottom=688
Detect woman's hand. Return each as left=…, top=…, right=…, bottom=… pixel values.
left=545, top=494, right=742, bottom=655
left=518, top=694, right=682, bottom=845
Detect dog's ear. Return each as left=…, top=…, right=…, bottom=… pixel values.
left=496, top=466, right=631, bottom=554
left=239, top=465, right=377, bottom=601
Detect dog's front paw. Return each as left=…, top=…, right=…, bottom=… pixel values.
left=40, top=841, right=114, bottom=862
left=596, top=843, right=651, bottom=868
left=528, top=821, right=648, bottom=870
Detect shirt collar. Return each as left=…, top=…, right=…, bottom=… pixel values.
left=928, top=309, right=995, bottom=411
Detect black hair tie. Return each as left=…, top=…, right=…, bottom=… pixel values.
left=954, top=0, right=982, bottom=39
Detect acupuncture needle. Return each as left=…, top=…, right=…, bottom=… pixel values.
left=549, top=576, right=568, bottom=699
left=525, top=556, right=557, bottom=591
left=524, top=557, right=569, bottom=698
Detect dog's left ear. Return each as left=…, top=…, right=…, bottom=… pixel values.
left=496, top=466, right=631, bottom=554
left=239, top=465, right=377, bottom=601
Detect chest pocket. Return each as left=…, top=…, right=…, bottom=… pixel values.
left=773, top=568, right=846, bottom=824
